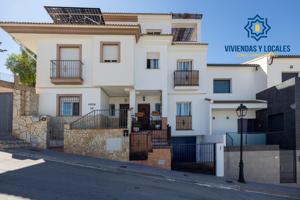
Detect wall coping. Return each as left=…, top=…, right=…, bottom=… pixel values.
left=66, top=127, right=126, bottom=131
left=225, top=145, right=280, bottom=152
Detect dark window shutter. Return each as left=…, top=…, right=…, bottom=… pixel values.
left=73, top=103, right=80, bottom=116
left=147, top=59, right=151, bottom=69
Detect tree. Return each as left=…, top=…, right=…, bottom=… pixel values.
left=5, top=49, right=36, bottom=86
left=0, top=42, right=7, bottom=52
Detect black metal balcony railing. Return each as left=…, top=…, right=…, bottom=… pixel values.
left=50, top=60, right=83, bottom=79
left=174, top=70, right=199, bottom=87
left=70, top=109, right=128, bottom=129
left=176, top=115, right=192, bottom=130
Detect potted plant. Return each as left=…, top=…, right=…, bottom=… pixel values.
left=133, top=121, right=141, bottom=132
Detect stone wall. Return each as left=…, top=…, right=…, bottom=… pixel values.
left=64, top=128, right=129, bottom=161
left=12, top=87, right=48, bottom=149
left=224, top=145, right=280, bottom=184
left=133, top=148, right=171, bottom=170
left=13, top=116, right=48, bottom=149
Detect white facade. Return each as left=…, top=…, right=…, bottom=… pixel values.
left=2, top=9, right=300, bottom=177
left=0, top=12, right=276, bottom=138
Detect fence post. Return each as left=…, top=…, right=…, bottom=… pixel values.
left=127, top=109, right=132, bottom=133
left=215, top=143, right=224, bottom=177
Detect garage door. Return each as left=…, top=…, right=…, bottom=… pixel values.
left=0, top=93, right=13, bottom=134
left=172, top=137, right=196, bottom=162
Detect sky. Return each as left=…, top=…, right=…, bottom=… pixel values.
left=0, top=0, right=300, bottom=74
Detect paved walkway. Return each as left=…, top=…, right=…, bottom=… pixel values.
left=3, top=148, right=300, bottom=199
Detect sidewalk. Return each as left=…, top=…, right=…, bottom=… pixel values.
left=3, top=148, right=300, bottom=199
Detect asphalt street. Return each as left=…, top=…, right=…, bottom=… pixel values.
left=0, top=152, right=297, bottom=200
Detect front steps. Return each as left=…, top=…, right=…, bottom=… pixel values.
left=0, top=134, right=31, bottom=149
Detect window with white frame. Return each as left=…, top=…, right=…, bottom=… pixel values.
left=177, top=60, right=193, bottom=71
left=176, top=102, right=191, bottom=116
left=101, top=42, right=120, bottom=63
left=147, top=52, right=160, bottom=69
left=58, top=96, right=81, bottom=116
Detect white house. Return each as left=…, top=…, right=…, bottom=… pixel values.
left=1, top=6, right=299, bottom=178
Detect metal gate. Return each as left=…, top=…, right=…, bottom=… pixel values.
left=172, top=143, right=216, bottom=175
left=0, top=93, right=13, bottom=134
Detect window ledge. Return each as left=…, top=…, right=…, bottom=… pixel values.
left=174, top=86, right=199, bottom=90
left=51, top=77, right=83, bottom=85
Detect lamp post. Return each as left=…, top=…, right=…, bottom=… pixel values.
left=236, top=103, right=248, bottom=183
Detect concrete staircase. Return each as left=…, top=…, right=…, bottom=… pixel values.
left=0, top=134, right=31, bottom=149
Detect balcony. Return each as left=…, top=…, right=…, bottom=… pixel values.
left=174, top=70, right=199, bottom=88
left=176, top=116, right=192, bottom=130
left=50, top=60, right=83, bottom=84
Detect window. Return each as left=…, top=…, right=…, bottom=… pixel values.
left=177, top=60, right=193, bottom=71
left=109, top=104, right=115, bottom=116
left=213, top=79, right=231, bottom=93
left=155, top=103, right=161, bottom=113
left=176, top=102, right=191, bottom=116
left=58, top=95, right=81, bottom=116
left=146, top=29, right=161, bottom=35
left=147, top=52, right=160, bottom=69
left=100, top=42, right=120, bottom=63
left=282, top=72, right=299, bottom=82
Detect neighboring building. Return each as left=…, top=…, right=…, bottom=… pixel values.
left=0, top=6, right=299, bottom=183
left=255, top=77, right=300, bottom=183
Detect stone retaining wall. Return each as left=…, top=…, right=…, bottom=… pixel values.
left=12, top=87, right=48, bottom=149
left=133, top=148, right=171, bottom=170
left=12, top=116, right=48, bottom=149
left=64, top=128, right=129, bottom=161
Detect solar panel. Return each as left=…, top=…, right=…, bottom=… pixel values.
left=45, top=6, right=105, bottom=25
left=172, top=28, right=193, bottom=41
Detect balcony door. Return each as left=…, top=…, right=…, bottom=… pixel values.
left=177, top=60, right=193, bottom=71
left=58, top=45, right=81, bottom=78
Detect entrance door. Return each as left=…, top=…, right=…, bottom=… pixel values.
left=0, top=93, right=13, bottom=135
left=138, top=104, right=150, bottom=130
left=119, top=104, right=129, bottom=128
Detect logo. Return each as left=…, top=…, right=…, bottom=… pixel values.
left=244, top=14, right=271, bottom=41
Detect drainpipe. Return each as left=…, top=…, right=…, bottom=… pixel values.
left=209, top=101, right=213, bottom=135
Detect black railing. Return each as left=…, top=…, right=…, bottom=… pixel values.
left=50, top=60, right=83, bottom=79
left=70, top=109, right=128, bottom=129
left=174, top=70, right=199, bottom=87
left=132, top=119, right=162, bottom=132
left=176, top=115, right=192, bottom=130
left=172, top=143, right=216, bottom=175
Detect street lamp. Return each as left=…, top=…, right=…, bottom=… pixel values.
left=236, top=103, right=248, bottom=183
